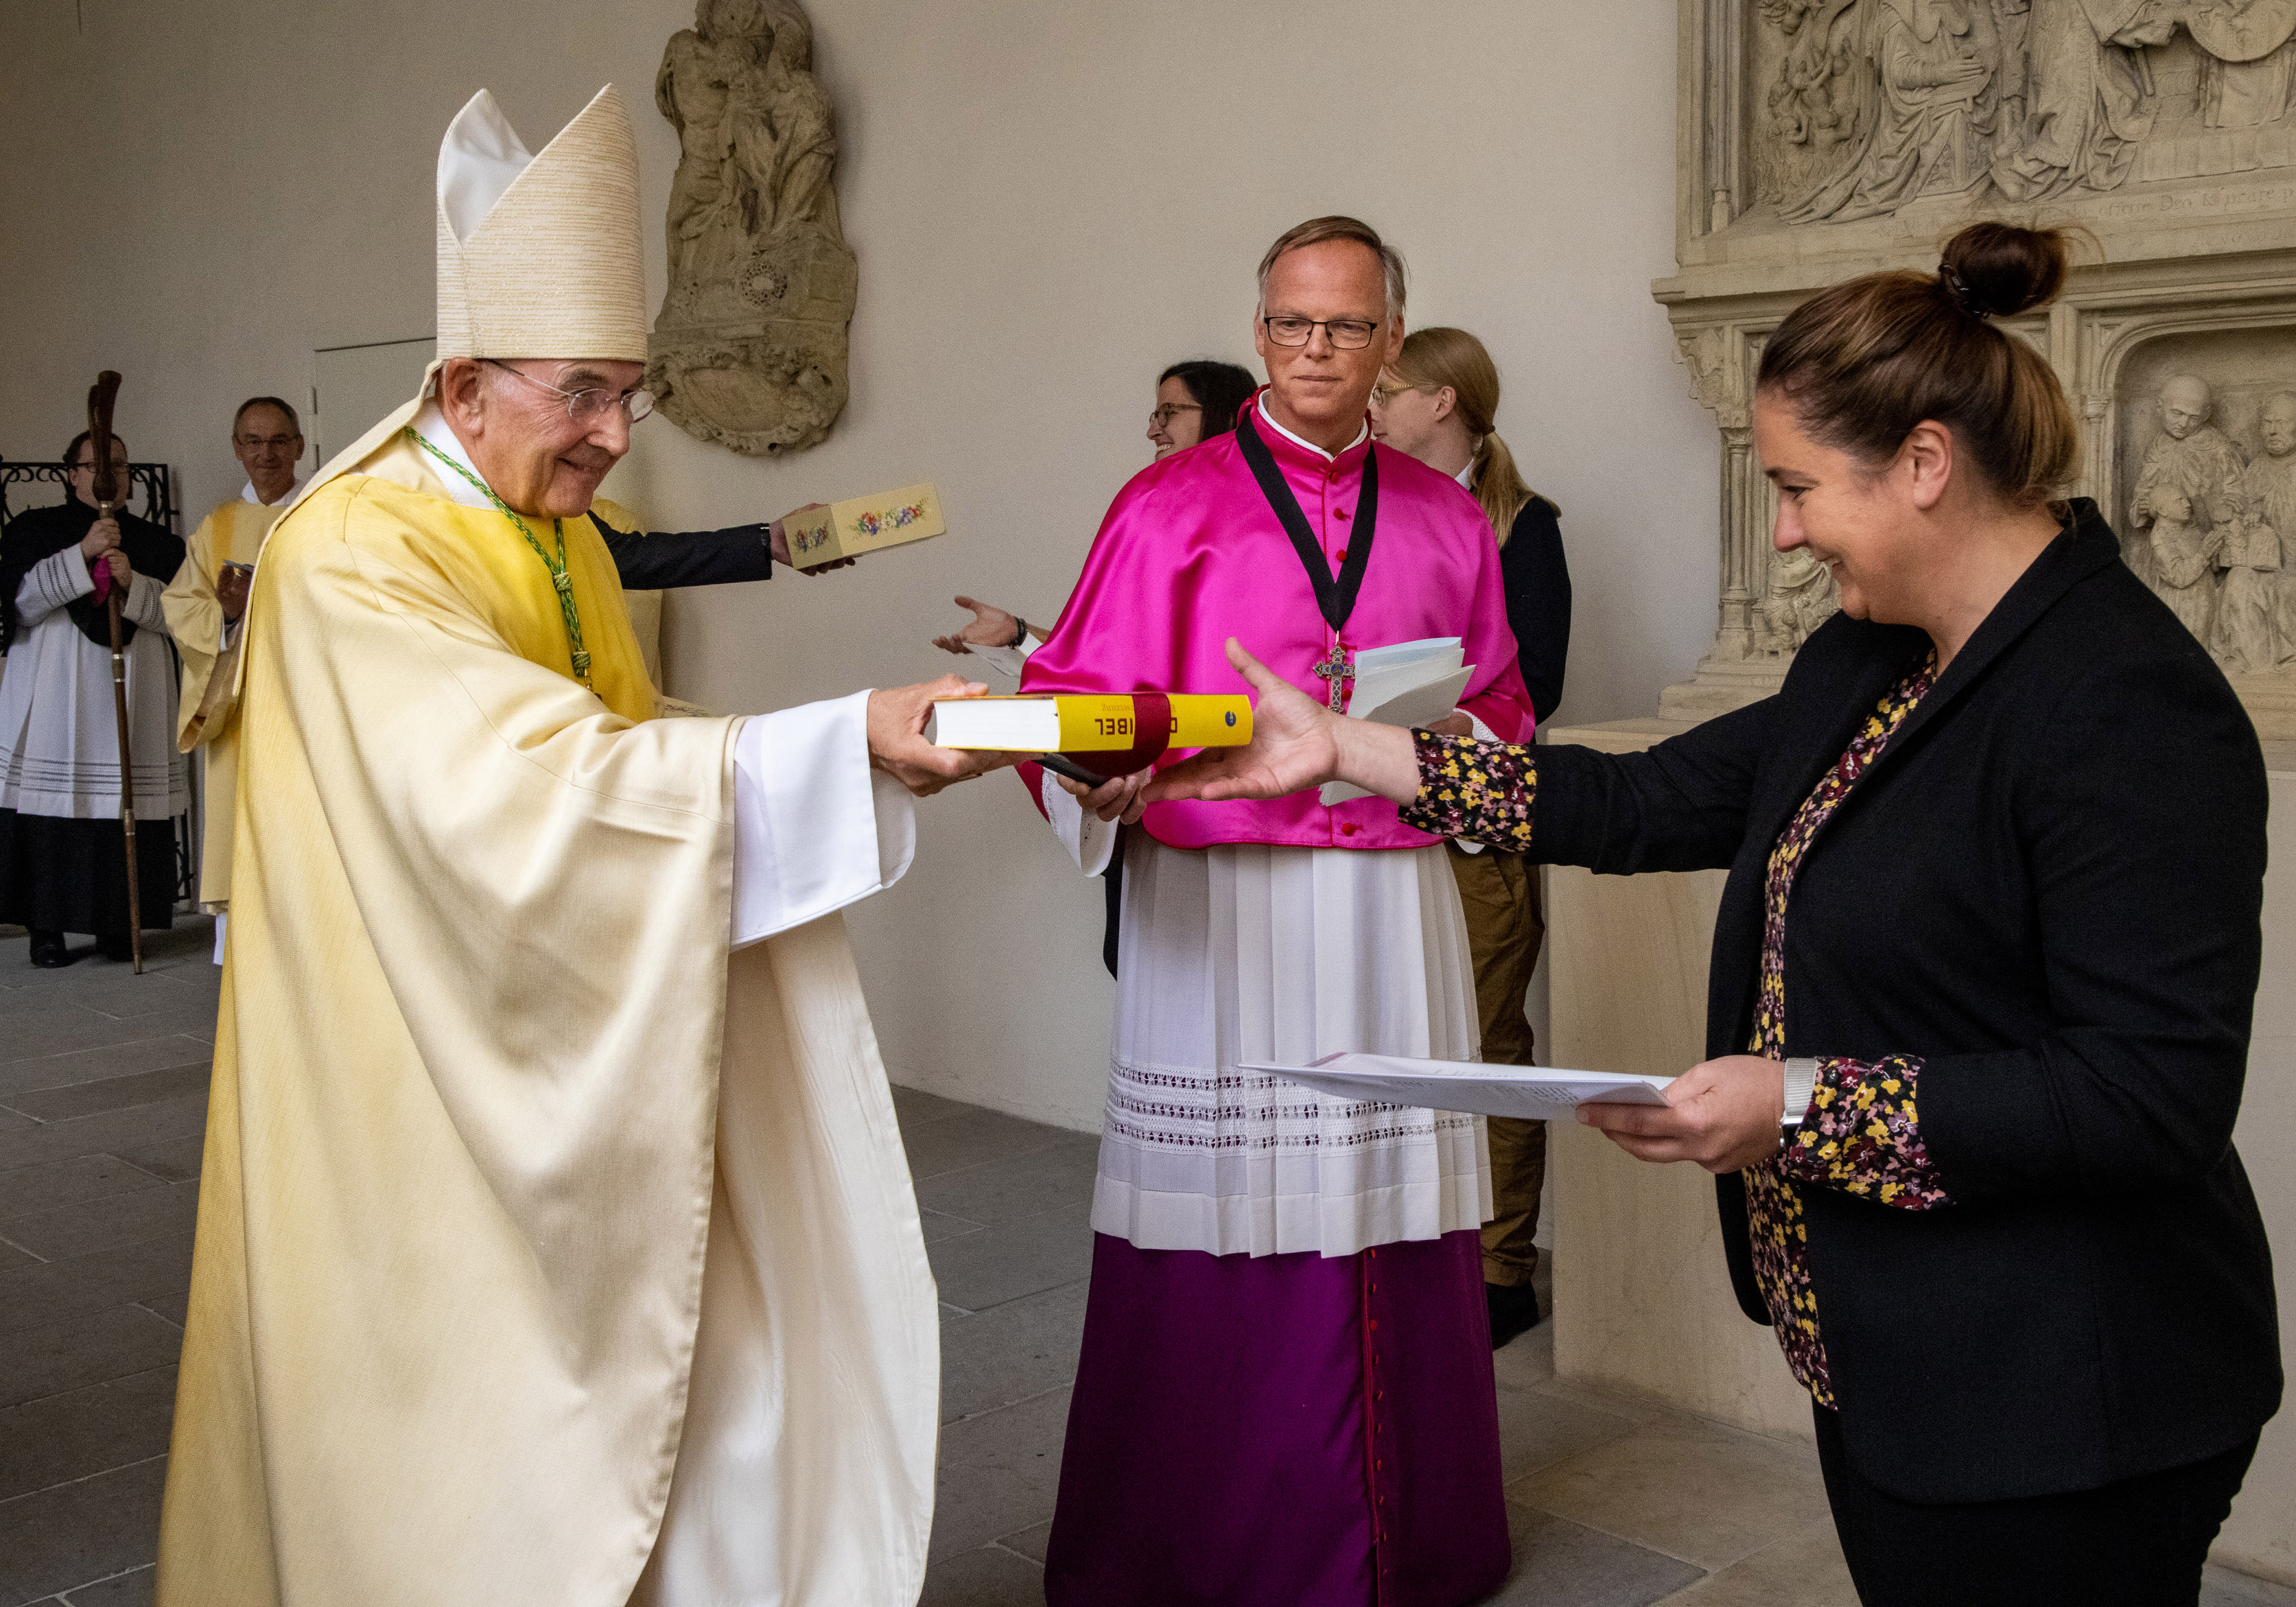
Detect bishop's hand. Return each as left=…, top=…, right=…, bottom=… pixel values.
left=868, top=674, right=1016, bottom=796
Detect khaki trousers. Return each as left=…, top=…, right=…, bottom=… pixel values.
left=1448, top=843, right=1547, bottom=1288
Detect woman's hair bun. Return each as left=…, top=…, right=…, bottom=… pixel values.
left=1938, top=222, right=2067, bottom=320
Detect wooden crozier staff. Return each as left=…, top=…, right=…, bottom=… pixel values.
left=85, top=371, right=143, bottom=974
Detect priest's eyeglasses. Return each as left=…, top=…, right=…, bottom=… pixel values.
left=1261, top=316, right=1383, bottom=350
left=484, top=360, right=657, bottom=425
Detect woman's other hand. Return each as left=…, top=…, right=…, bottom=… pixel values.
left=1577, top=1055, right=1788, bottom=1175
left=932, top=596, right=1022, bottom=655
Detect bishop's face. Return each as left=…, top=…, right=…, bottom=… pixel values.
left=1253, top=239, right=1401, bottom=454
left=445, top=357, right=645, bottom=519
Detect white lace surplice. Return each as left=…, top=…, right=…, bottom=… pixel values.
left=1049, top=776, right=1490, bottom=1260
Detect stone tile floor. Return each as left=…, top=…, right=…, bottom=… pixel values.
left=1, top=919, right=2291, bottom=1606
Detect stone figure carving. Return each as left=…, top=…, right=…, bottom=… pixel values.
left=2246, top=392, right=2296, bottom=653
left=2131, top=374, right=2248, bottom=648
left=1781, top=0, right=2002, bottom=224
left=2199, top=0, right=2296, bottom=126
left=1759, top=0, right=2296, bottom=221
left=1757, top=546, right=1843, bottom=652
left=648, top=0, right=857, bottom=456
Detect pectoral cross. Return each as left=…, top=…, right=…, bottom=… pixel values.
left=1312, top=642, right=1355, bottom=712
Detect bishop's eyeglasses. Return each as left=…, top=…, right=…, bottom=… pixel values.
left=485, top=359, right=657, bottom=424
left=1261, top=315, right=1383, bottom=350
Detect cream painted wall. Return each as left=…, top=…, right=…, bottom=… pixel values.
left=0, top=0, right=1718, bottom=1128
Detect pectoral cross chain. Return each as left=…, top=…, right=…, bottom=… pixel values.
left=1313, top=642, right=1355, bottom=712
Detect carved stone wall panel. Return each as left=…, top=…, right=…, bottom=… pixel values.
left=1659, top=0, right=2296, bottom=734
left=647, top=0, right=856, bottom=458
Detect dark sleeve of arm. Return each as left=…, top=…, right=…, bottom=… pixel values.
left=1399, top=694, right=1777, bottom=873
left=1503, top=499, right=1571, bottom=726
left=589, top=513, right=774, bottom=589
left=1919, top=656, right=2268, bottom=1204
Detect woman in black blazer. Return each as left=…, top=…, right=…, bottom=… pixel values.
left=1139, top=222, right=2281, bottom=1606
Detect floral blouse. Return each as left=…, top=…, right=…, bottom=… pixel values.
left=1403, top=667, right=1954, bottom=1406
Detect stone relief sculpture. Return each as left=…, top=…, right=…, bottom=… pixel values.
left=2131, top=375, right=2247, bottom=645
left=2249, top=393, right=2296, bottom=648
left=1663, top=0, right=2296, bottom=736
left=1756, top=547, right=1844, bottom=651
left=1760, top=0, right=2296, bottom=222
left=648, top=0, right=857, bottom=456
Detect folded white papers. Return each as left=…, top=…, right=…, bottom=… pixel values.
left=1321, top=638, right=1475, bottom=805
left=1241, top=1052, right=1674, bottom=1118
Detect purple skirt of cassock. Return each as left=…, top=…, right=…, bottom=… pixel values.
left=1043, top=1229, right=1511, bottom=1607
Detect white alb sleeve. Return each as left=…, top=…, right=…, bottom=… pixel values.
left=1040, top=766, right=1118, bottom=876
left=729, top=691, right=917, bottom=949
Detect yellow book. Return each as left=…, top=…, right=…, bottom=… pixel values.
left=927, top=693, right=1252, bottom=774
left=784, top=482, right=946, bottom=565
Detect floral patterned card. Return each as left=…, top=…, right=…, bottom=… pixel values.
left=784, top=482, right=946, bottom=565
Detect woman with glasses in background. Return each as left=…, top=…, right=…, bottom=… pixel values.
left=1370, top=327, right=1571, bottom=1348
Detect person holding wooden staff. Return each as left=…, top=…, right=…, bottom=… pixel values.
left=0, top=426, right=185, bottom=966
left=1146, top=221, right=2280, bottom=1606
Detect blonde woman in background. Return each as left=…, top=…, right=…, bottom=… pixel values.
left=1371, top=326, right=1570, bottom=1347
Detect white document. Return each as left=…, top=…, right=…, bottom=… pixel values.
left=1241, top=1052, right=1675, bottom=1118
left=1320, top=637, right=1474, bottom=805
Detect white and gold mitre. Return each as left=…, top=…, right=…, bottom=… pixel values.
left=434, top=85, right=646, bottom=362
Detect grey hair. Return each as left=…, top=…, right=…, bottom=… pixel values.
left=1256, top=215, right=1406, bottom=322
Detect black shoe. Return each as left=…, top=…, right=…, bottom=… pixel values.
left=98, top=930, right=135, bottom=963
left=28, top=928, right=76, bottom=968
left=1487, top=1280, right=1541, bottom=1350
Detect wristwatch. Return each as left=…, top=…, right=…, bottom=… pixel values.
left=1782, top=1057, right=1819, bottom=1131
left=1006, top=616, right=1029, bottom=648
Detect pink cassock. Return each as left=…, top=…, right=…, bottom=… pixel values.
left=1020, top=392, right=1536, bottom=852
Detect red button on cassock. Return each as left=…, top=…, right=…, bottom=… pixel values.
left=1335, top=548, right=1349, bottom=561
left=1341, top=823, right=1359, bottom=836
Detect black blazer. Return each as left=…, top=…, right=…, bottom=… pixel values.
left=589, top=513, right=774, bottom=590
left=1532, top=502, right=2280, bottom=1503
left=1499, top=495, right=1570, bottom=725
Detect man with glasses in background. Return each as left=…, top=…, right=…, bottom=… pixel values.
left=1018, top=216, right=1536, bottom=1606
left=164, top=396, right=306, bottom=960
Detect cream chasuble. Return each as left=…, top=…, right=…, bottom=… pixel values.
left=157, top=399, right=938, bottom=1607
left=163, top=484, right=294, bottom=912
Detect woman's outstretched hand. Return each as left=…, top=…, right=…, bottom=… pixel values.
left=1143, top=640, right=1422, bottom=806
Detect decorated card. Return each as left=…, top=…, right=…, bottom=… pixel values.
left=784, top=482, right=946, bottom=565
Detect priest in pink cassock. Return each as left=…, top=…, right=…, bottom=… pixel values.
left=156, top=85, right=1005, bottom=1607
left=1020, top=216, right=1537, bottom=1606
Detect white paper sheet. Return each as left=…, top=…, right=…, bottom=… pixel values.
left=1241, top=1051, right=1675, bottom=1118
left=1318, top=663, right=1475, bottom=804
